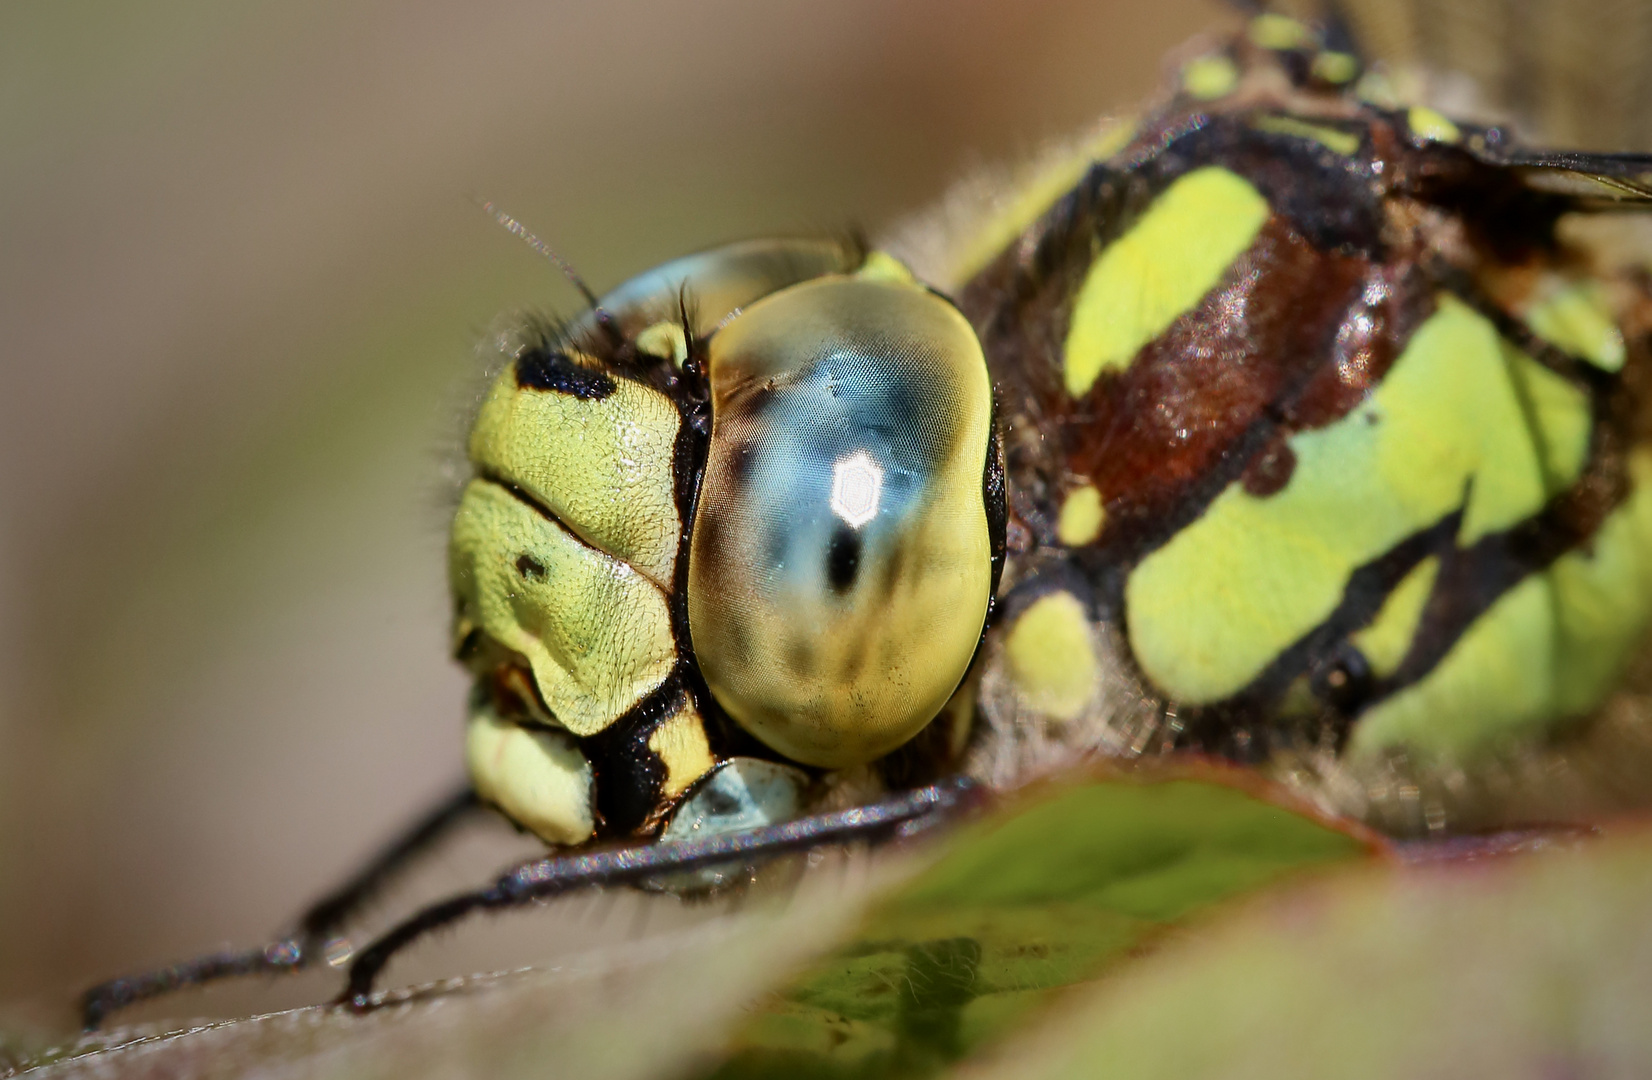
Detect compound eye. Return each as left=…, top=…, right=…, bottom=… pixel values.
left=571, top=237, right=862, bottom=340
left=687, top=272, right=995, bottom=768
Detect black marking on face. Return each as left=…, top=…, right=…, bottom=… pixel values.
left=576, top=677, right=681, bottom=837
left=825, top=524, right=862, bottom=593
left=668, top=352, right=714, bottom=648
left=514, top=554, right=547, bottom=581
left=453, top=626, right=484, bottom=663
left=516, top=346, right=618, bottom=399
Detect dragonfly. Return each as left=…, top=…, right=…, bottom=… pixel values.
left=75, top=1, right=1652, bottom=1066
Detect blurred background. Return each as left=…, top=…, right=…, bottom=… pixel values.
left=0, top=0, right=1228, bottom=1033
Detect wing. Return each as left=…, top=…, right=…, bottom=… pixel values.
left=1331, top=0, right=1652, bottom=154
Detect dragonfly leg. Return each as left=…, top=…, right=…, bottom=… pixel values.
left=336, top=778, right=978, bottom=1011
left=80, top=782, right=481, bottom=1030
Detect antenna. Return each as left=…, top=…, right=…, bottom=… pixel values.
left=473, top=197, right=619, bottom=338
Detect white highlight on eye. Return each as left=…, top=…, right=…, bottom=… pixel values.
left=830, top=450, right=884, bottom=528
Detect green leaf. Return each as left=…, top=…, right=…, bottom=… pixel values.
left=702, top=770, right=1374, bottom=1080
left=964, top=826, right=1652, bottom=1080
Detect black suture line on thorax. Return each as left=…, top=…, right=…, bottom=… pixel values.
left=1133, top=117, right=1387, bottom=257
left=1432, top=263, right=1621, bottom=404
left=1183, top=454, right=1629, bottom=754
left=1361, top=259, right=1639, bottom=703
left=1177, top=508, right=1466, bottom=749
left=1377, top=478, right=1622, bottom=700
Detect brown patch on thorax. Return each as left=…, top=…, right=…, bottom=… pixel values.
left=1067, top=216, right=1414, bottom=548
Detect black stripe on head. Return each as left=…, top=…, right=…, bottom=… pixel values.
left=517, top=345, right=617, bottom=399
left=577, top=677, right=682, bottom=837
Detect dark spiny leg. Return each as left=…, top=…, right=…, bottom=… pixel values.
left=288, top=784, right=482, bottom=949
left=81, top=783, right=480, bottom=1030
left=338, top=778, right=979, bottom=1010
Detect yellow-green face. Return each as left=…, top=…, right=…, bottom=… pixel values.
left=449, top=240, right=999, bottom=844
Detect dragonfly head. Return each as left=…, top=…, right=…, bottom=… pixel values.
left=451, top=238, right=1003, bottom=819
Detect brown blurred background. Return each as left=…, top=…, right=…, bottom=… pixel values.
left=0, top=0, right=1225, bottom=1032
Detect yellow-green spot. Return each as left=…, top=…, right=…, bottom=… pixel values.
left=1181, top=55, right=1238, bottom=100
left=1352, top=556, right=1440, bottom=678
left=648, top=702, right=715, bottom=798
left=1125, top=296, right=1591, bottom=704
left=1311, top=50, right=1359, bottom=84
left=1252, top=115, right=1360, bottom=157
left=1524, top=278, right=1626, bottom=372
left=1249, top=13, right=1311, bottom=50
left=635, top=320, right=688, bottom=366
left=854, top=249, right=918, bottom=285
left=705, top=775, right=1369, bottom=1080
left=1056, top=483, right=1105, bottom=546
left=1004, top=591, right=1098, bottom=722
left=1408, top=105, right=1462, bottom=145
left=1354, top=70, right=1400, bottom=108
left=1063, top=167, right=1270, bottom=397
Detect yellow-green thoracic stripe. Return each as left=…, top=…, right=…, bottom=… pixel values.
left=1349, top=451, right=1652, bottom=760
left=1125, top=295, right=1592, bottom=706
left=1062, top=166, right=1270, bottom=397
left=1521, top=277, right=1626, bottom=373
